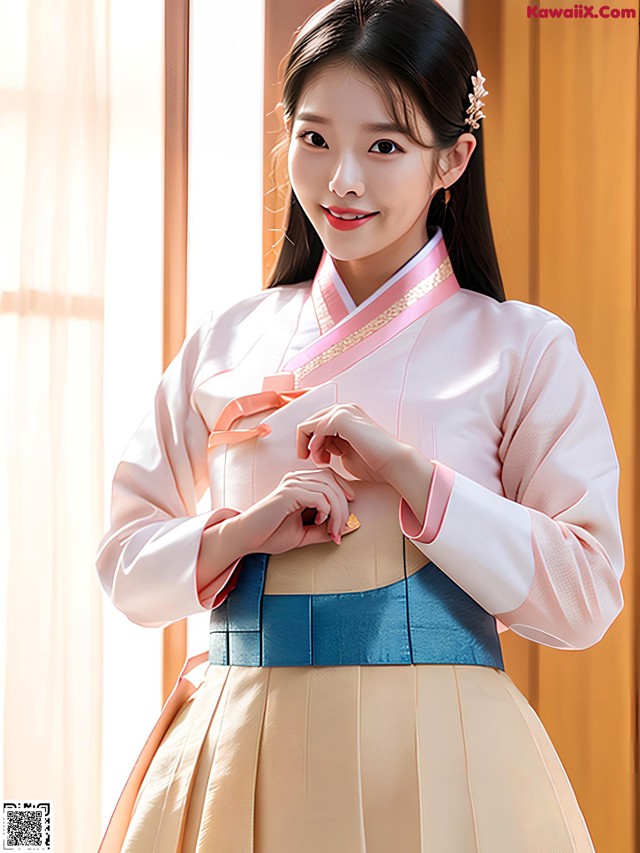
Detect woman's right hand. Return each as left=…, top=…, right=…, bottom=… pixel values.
left=235, top=467, right=357, bottom=555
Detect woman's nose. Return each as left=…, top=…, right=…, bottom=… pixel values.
left=328, top=156, right=365, bottom=197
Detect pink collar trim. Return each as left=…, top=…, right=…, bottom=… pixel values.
left=281, top=227, right=460, bottom=388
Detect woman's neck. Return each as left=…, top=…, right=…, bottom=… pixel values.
left=332, top=223, right=438, bottom=307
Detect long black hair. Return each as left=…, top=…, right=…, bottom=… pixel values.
left=265, top=0, right=504, bottom=302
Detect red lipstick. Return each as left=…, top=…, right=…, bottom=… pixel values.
left=321, top=205, right=379, bottom=231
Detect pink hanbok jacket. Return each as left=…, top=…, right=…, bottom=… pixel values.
left=95, top=226, right=625, bottom=651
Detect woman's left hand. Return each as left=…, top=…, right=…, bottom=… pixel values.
left=296, top=403, right=406, bottom=484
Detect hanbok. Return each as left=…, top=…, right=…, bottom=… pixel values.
left=96, top=225, right=623, bottom=851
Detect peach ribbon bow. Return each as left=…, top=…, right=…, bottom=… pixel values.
left=207, top=387, right=311, bottom=452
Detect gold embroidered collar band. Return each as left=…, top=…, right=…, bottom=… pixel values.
left=281, top=225, right=461, bottom=389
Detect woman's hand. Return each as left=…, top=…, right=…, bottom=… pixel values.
left=296, top=403, right=406, bottom=484
left=233, top=466, right=357, bottom=555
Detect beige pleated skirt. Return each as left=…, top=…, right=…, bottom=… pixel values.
left=99, top=651, right=595, bottom=853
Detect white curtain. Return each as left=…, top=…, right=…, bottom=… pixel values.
left=0, top=0, right=167, bottom=846
left=0, top=0, right=110, bottom=849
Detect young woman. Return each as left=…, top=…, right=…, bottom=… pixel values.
left=96, top=0, right=624, bottom=849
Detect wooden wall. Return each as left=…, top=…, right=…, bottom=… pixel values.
left=263, top=0, right=323, bottom=285
left=162, top=0, right=190, bottom=703
left=465, top=2, right=639, bottom=850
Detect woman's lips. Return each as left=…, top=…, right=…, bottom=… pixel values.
left=321, top=206, right=379, bottom=231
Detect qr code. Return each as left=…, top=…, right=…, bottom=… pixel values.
left=2, top=802, right=51, bottom=851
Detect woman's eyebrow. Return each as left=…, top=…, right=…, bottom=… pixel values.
left=295, top=111, right=406, bottom=134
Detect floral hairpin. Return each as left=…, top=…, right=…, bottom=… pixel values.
left=464, top=70, right=488, bottom=131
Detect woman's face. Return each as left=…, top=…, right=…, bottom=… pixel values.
left=287, top=63, right=446, bottom=265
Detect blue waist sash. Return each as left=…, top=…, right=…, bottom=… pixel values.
left=209, top=548, right=504, bottom=670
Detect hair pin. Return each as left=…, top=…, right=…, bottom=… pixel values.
left=464, top=70, right=488, bottom=131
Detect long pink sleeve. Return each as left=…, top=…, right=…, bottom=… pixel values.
left=399, top=460, right=455, bottom=544
left=95, top=312, right=245, bottom=628
left=399, top=317, right=625, bottom=650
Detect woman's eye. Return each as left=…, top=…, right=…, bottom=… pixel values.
left=370, top=139, right=401, bottom=155
left=297, top=131, right=402, bottom=155
left=298, top=130, right=327, bottom=148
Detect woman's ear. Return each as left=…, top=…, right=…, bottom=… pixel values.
left=440, top=132, right=477, bottom=186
